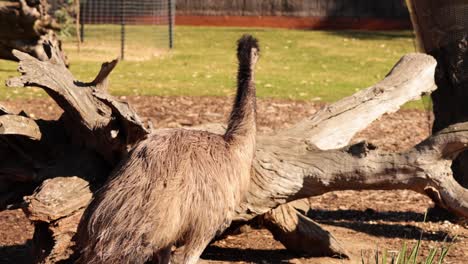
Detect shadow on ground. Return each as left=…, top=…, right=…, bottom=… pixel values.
left=0, top=241, right=32, bottom=264
left=308, top=208, right=458, bottom=223
left=308, top=209, right=426, bottom=222
left=308, top=209, right=455, bottom=241
left=202, top=246, right=297, bottom=263
left=326, top=30, right=414, bottom=40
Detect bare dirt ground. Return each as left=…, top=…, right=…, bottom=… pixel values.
left=0, top=96, right=467, bottom=264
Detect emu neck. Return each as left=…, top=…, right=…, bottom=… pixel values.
left=225, top=62, right=256, bottom=147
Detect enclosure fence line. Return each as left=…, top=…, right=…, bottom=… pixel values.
left=76, top=0, right=174, bottom=59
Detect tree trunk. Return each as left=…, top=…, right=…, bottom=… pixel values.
left=406, top=0, right=468, bottom=188
left=1, top=42, right=467, bottom=263
left=0, top=0, right=68, bottom=65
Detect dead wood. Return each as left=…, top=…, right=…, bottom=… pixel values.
left=255, top=53, right=438, bottom=257
left=2, top=45, right=467, bottom=262
left=1, top=43, right=148, bottom=262
left=0, top=0, right=67, bottom=64
left=6, top=49, right=148, bottom=164
left=262, top=199, right=348, bottom=258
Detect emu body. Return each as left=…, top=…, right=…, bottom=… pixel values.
left=77, top=35, right=259, bottom=264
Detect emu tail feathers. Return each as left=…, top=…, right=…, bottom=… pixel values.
left=75, top=192, right=161, bottom=264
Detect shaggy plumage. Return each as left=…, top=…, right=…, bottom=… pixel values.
left=76, top=35, right=260, bottom=264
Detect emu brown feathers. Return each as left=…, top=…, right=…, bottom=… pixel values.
left=76, top=35, right=260, bottom=264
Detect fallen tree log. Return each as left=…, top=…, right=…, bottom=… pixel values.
left=2, top=43, right=466, bottom=262
left=0, top=0, right=67, bottom=65
left=258, top=54, right=438, bottom=257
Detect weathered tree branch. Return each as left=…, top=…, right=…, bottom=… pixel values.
left=255, top=53, right=437, bottom=257
left=25, top=177, right=92, bottom=263
left=6, top=49, right=148, bottom=165
left=0, top=114, right=41, bottom=140
left=282, top=53, right=437, bottom=149
left=239, top=125, right=468, bottom=219
left=263, top=199, right=348, bottom=258
left=1, top=45, right=148, bottom=262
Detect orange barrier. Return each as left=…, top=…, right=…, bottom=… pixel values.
left=175, top=15, right=412, bottom=30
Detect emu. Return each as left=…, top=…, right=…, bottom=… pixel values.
left=76, top=35, right=260, bottom=264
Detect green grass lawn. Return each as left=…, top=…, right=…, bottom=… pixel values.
left=0, top=25, right=428, bottom=108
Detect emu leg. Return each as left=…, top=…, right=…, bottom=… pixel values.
left=151, top=245, right=172, bottom=264
left=172, top=240, right=211, bottom=264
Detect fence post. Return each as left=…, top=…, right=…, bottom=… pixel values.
left=79, top=0, right=84, bottom=42
left=168, top=0, right=174, bottom=49
left=120, top=0, right=126, bottom=60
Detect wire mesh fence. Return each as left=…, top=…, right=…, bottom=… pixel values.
left=49, top=0, right=174, bottom=61
left=176, top=0, right=409, bottom=19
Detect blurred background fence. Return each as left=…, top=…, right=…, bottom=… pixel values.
left=44, top=0, right=411, bottom=61
left=176, top=0, right=411, bottom=30
left=0, top=0, right=419, bottom=102
left=176, top=0, right=409, bottom=18
left=48, top=0, right=175, bottom=60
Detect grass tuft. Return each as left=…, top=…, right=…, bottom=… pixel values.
left=362, top=212, right=453, bottom=264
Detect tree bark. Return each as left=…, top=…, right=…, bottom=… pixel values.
left=262, top=199, right=348, bottom=258
left=2, top=44, right=467, bottom=263
left=243, top=53, right=437, bottom=258
left=1, top=46, right=148, bottom=262
left=406, top=0, right=468, bottom=188
left=0, top=0, right=67, bottom=65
